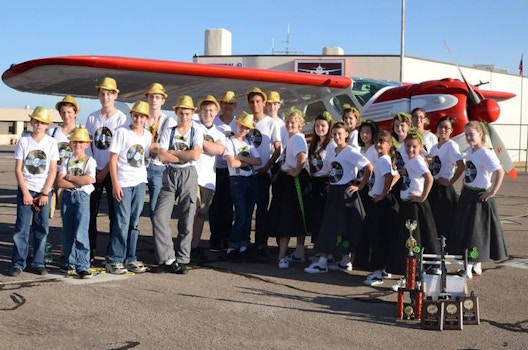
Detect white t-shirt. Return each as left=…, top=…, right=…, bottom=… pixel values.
left=309, top=139, right=336, bottom=177
left=347, top=129, right=360, bottom=151
left=213, top=115, right=238, bottom=169
left=146, top=113, right=176, bottom=167
left=59, top=155, right=97, bottom=195
left=85, top=109, right=127, bottom=170
left=159, top=125, right=204, bottom=168
left=327, top=145, right=370, bottom=185
left=194, top=120, right=226, bottom=190
left=281, top=132, right=308, bottom=171
left=14, top=134, right=59, bottom=192
left=357, top=144, right=378, bottom=181
left=463, top=147, right=501, bottom=189
left=400, top=155, right=430, bottom=200
left=369, top=154, right=398, bottom=197
left=423, top=130, right=439, bottom=155
left=47, top=126, right=73, bottom=167
left=108, top=126, right=151, bottom=187
left=246, top=115, right=281, bottom=171
left=224, top=137, right=260, bottom=177
left=429, top=139, right=463, bottom=180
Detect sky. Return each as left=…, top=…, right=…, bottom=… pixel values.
left=1, top=0, right=527, bottom=123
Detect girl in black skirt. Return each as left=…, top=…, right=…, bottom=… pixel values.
left=304, top=122, right=372, bottom=274
left=269, top=108, right=310, bottom=269
left=362, top=130, right=400, bottom=286
left=427, top=116, right=464, bottom=240
left=386, top=130, right=441, bottom=280
left=448, top=121, right=507, bottom=279
left=306, top=111, right=335, bottom=244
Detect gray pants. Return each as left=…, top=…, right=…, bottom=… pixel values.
left=153, top=166, right=198, bottom=265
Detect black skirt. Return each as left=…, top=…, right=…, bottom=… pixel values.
left=429, top=181, right=459, bottom=240
left=359, top=193, right=400, bottom=271
left=315, top=185, right=365, bottom=256
left=306, top=176, right=328, bottom=243
left=447, top=187, right=508, bottom=263
left=386, top=200, right=441, bottom=275
left=269, top=169, right=310, bottom=238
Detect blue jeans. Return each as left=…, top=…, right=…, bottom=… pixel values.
left=229, top=176, right=258, bottom=249
left=107, top=183, right=146, bottom=265
left=61, top=190, right=91, bottom=272
left=147, top=163, right=165, bottom=218
left=12, top=188, right=51, bottom=270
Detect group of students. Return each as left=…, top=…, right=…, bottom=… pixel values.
left=8, top=77, right=508, bottom=285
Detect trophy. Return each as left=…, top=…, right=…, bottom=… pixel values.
left=396, top=219, right=423, bottom=323
left=405, top=219, right=418, bottom=290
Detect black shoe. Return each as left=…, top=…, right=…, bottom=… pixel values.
left=78, top=270, right=92, bottom=279
left=190, top=248, right=208, bottom=263
left=8, top=268, right=22, bottom=277
left=225, top=250, right=242, bottom=263
left=32, top=266, right=48, bottom=275
left=150, top=262, right=188, bottom=274
left=172, top=262, right=188, bottom=274
left=246, top=246, right=270, bottom=262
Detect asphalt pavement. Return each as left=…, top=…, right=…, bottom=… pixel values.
left=0, top=145, right=527, bottom=350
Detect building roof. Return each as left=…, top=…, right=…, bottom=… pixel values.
left=0, top=107, right=62, bottom=123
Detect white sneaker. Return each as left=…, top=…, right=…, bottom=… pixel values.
left=473, top=263, right=482, bottom=276
left=105, top=262, right=128, bottom=275
left=304, top=262, right=328, bottom=274
left=381, top=270, right=392, bottom=279
left=126, top=261, right=147, bottom=273
left=364, top=270, right=383, bottom=286
left=391, top=278, right=406, bottom=292
left=328, top=262, right=353, bottom=271
left=278, top=258, right=290, bottom=269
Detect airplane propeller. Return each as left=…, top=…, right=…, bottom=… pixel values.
left=444, top=40, right=517, bottom=179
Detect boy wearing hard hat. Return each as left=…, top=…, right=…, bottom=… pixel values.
left=190, top=95, right=226, bottom=262
left=106, top=101, right=152, bottom=275
left=48, top=95, right=80, bottom=220
left=55, top=126, right=97, bottom=279
left=9, top=107, right=59, bottom=277
left=144, top=83, right=176, bottom=219
left=152, top=95, right=204, bottom=274
left=85, top=77, right=127, bottom=262
left=209, top=90, right=238, bottom=253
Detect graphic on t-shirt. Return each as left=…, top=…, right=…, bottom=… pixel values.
left=57, top=142, right=73, bottom=163
left=329, top=161, right=344, bottom=183
left=246, top=129, right=262, bottom=148
left=127, top=144, right=145, bottom=168
left=465, top=160, right=477, bottom=183
left=310, top=154, right=324, bottom=173
left=24, top=150, right=47, bottom=175
left=68, top=158, right=87, bottom=176
left=204, top=134, right=214, bottom=142
left=430, top=155, right=442, bottom=176
left=237, top=146, right=252, bottom=171
left=401, top=169, right=410, bottom=191
left=369, top=172, right=376, bottom=191
left=93, top=127, right=113, bottom=150
left=395, top=151, right=405, bottom=175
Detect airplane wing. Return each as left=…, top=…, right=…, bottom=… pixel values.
left=2, top=55, right=353, bottom=107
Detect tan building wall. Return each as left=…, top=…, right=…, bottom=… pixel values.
left=0, top=108, right=62, bottom=145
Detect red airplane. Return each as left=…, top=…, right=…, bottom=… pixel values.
left=1, top=55, right=517, bottom=179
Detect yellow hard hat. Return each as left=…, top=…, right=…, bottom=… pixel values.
left=198, top=95, right=220, bottom=111
left=29, top=106, right=52, bottom=124
left=95, top=77, right=120, bottom=93
left=130, top=101, right=150, bottom=117
left=235, top=111, right=254, bottom=129
left=172, top=95, right=196, bottom=111
left=55, top=95, right=80, bottom=112
left=266, top=91, right=281, bottom=103
left=69, top=125, right=92, bottom=142
left=144, top=83, right=168, bottom=98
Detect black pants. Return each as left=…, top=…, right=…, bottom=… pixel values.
left=208, top=168, right=233, bottom=248
left=89, top=173, right=115, bottom=258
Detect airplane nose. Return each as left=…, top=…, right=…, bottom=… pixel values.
left=469, top=98, right=500, bottom=123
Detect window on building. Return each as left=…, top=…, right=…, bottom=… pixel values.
left=0, top=121, right=16, bottom=134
